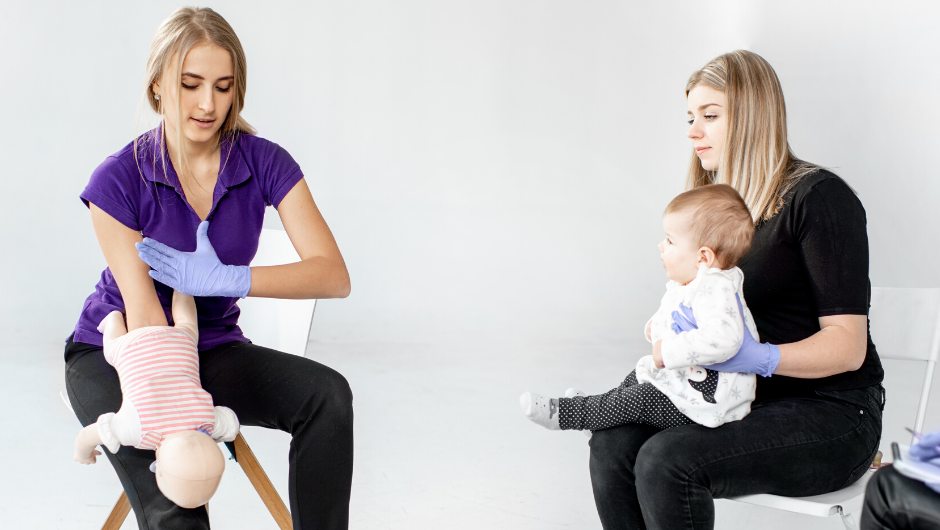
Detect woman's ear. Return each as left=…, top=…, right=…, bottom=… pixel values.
left=151, top=81, right=162, bottom=103
left=698, top=247, right=717, bottom=268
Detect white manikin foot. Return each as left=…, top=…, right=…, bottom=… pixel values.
left=565, top=388, right=592, bottom=439
left=520, top=391, right=560, bottom=430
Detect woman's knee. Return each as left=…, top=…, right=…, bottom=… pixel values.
left=634, top=431, right=698, bottom=492
left=589, top=424, right=658, bottom=481
left=303, top=364, right=353, bottom=422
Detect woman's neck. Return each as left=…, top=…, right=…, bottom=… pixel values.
left=163, top=122, right=220, bottom=169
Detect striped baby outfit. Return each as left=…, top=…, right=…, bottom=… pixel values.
left=95, top=326, right=237, bottom=453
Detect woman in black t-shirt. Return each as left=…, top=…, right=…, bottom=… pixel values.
left=589, top=50, right=885, bottom=530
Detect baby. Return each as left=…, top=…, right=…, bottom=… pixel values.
left=521, top=184, right=759, bottom=433
left=73, top=291, right=240, bottom=509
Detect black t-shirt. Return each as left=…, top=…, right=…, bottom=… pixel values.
left=737, top=169, right=884, bottom=399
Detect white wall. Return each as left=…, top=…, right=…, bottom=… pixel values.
left=3, top=1, right=939, bottom=528
left=1, top=1, right=935, bottom=347
left=4, top=1, right=937, bottom=348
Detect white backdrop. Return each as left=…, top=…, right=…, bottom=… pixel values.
left=4, top=2, right=940, bottom=529
left=2, top=1, right=938, bottom=344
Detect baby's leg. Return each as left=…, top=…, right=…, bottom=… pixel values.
left=558, top=371, right=693, bottom=431
left=97, top=311, right=127, bottom=355
left=171, top=290, right=199, bottom=343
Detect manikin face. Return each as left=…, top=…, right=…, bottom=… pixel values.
left=658, top=212, right=706, bottom=285
left=686, top=85, right=728, bottom=171
left=152, top=43, right=235, bottom=148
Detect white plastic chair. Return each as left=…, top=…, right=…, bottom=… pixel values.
left=727, top=287, right=940, bottom=530
left=91, top=228, right=316, bottom=530
left=238, top=228, right=317, bottom=358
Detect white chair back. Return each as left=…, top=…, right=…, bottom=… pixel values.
left=869, top=287, right=940, bottom=439
left=726, top=287, right=940, bottom=528
left=236, top=228, right=317, bottom=357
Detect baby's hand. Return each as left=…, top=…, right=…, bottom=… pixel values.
left=74, top=448, right=101, bottom=465
left=652, top=340, right=664, bottom=369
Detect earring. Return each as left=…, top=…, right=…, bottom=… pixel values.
left=154, top=95, right=160, bottom=101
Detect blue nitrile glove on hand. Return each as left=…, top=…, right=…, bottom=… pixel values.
left=135, top=221, right=251, bottom=298
left=670, top=293, right=780, bottom=377
left=908, top=430, right=940, bottom=492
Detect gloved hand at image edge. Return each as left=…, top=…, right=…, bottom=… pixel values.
left=907, top=430, right=940, bottom=493
left=910, top=431, right=940, bottom=461
left=670, top=293, right=780, bottom=378
left=136, top=221, right=251, bottom=299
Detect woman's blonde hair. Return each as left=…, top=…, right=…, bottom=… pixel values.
left=685, top=50, right=816, bottom=223
left=136, top=7, right=254, bottom=185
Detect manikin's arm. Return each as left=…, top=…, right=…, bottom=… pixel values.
left=98, top=310, right=127, bottom=359
left=171, top=291, right=198, bottom=343
left=74, top=424, right=103, bottom=464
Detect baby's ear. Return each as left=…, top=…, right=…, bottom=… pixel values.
left=698, top=247, right=718, bottom=268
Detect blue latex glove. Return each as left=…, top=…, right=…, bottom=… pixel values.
left=135, top=221, right=251, bottom=298
left=908, top=431, right=940, bottom=492
left=910, top=431, right=940, bottom=462
left=670, top=303, right=697, bottom=334
left=669, top=294, right=780, bottom=377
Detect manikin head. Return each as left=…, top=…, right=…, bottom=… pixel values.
left=154, top=430, right=225, bottom=509
left=657, top=184, right=754, bottom=285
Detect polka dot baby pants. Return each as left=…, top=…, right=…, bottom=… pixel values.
left=558, top=370, right=693, bottom=431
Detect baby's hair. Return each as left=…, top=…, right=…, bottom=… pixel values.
left=664, top=184, right=754, bottom=269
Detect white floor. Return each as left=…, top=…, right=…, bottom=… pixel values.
left=4, top=338, right=936, bottom=529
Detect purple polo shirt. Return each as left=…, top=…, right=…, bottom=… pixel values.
left=73, top=128, right=304, bottom=350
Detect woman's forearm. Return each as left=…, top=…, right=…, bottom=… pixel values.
left=773, top=314, right=868, bottom=378
left=247, top=256, right=351, bottom=299
left=89, top=204, right=168, bottom=330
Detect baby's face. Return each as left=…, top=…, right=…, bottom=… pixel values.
left=658, top=212, right=702, bottom=285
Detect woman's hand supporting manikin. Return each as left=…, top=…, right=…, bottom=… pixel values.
left=137, top=221, right=251, bottom=298
left=137, top=179, right=350, bottom=301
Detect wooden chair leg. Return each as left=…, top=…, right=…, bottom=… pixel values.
left=227, top=432, right=293, bottom=530
left=101, top=492, right=130, bottom=530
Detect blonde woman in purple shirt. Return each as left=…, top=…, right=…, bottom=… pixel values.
left=65, top=7, right=352, bottom=529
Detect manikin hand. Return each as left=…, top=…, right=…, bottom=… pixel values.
left=136, top=221, right=251, bottom=298
left=670, top=294, right=780, bottom=377
left=74, top=448, right=102, bottom=465
left=74, top=424, right=103, bottom=465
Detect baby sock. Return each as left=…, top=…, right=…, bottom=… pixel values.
left=520, top=391, right=560, bottom=430
left=565, top=388, right=592, bottom=439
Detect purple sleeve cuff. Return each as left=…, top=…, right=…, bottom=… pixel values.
left=271, top=170, right=304, bottom=209
left=80, top=188, right=140, bottom=231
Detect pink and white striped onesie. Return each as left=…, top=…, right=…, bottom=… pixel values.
left=95, top=326, right=238, bottom=453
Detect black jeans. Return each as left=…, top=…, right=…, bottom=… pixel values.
left=589, top=384, right=884, bottom=530
left=64, top=336, right=354, bottom=530
left=860, top=466, right=940, bottom=530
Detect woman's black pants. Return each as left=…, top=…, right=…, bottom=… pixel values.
left=589, top=384, right=884, bottom=530
left=64, top=336, right=354, bottom=530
